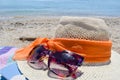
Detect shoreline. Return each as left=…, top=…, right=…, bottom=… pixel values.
left=1, top=15, right=120, bottom=18
left=0, top=16, right=120, bottom=54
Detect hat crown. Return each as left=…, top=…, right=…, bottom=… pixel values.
left=55, top=16, right=110, bottom=41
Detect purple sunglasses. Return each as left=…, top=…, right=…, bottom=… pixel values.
left=27, top=45, right=84, bottom=79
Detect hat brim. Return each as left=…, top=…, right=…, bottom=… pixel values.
left=16, top=50, right=120, bottom=80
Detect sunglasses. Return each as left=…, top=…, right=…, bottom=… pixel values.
left=27, top=45, right=84, bottom=79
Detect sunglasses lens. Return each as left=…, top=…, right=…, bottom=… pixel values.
left=27, top=45, right=48, bottom=70
left=49, top=62, right=69, bottom=77
left=48, top=50, right=84, bottom=78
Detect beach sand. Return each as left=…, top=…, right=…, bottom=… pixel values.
left=0, top=16, right=120, bottom=54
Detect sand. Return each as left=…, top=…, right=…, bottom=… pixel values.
left=0, top=16, right=120, bottom=54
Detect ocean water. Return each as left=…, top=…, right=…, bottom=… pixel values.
left=0, top=0, right=120, bottom=16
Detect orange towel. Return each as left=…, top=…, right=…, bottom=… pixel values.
left=13, top=38, right=112, bottom=63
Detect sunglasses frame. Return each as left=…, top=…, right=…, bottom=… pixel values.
left=27, top=45, right=84, bottom=78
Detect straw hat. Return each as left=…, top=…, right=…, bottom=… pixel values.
left=16, top=16, right=120, bottom=80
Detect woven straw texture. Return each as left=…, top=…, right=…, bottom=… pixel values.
left=55, top=17, right=110, bottom=41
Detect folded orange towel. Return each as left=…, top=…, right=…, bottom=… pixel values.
left=13, top=38, right=112, bottom=63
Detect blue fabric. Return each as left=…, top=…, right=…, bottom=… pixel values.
left=1, top=62, right=21, bottom=79
left=0, top=46, right=27, bottom=80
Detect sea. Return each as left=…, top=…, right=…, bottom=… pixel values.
left=0, top=0, right=120, bottom=16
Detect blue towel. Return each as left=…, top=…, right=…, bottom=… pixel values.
left=1, top=62, right=27, bottom=80
left=0, top=46, right=28, bottom=80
